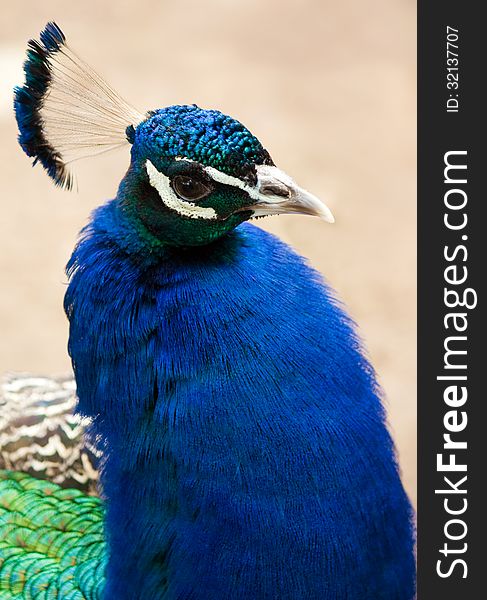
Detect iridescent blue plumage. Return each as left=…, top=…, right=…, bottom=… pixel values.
left=13, top=22, right=415, bottom=599
left=65, top=198, right=415, bottom=599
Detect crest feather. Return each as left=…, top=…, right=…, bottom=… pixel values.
left=14, top=22, right=144, bottom=189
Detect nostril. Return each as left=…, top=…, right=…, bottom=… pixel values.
left=260, top=182, right=290, bottom=198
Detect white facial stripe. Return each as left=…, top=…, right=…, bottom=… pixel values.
left=204, top=166, right=261, bottom=201
left=148, top=158, right=333, bottom=222
left=173, top=158, right=263, bottom=200
left=173, top=158, right=277, bottom=202
left=145, top=160, right=218, bottom=220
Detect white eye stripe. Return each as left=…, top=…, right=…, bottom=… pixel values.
left=175, top=158, right=295, bottom=204
left=145, top=160, right=218, bottom=220
left=174, top=158, right=261, bottom=200
left=204, top=167, right=261, bottom=201
left=147, top=158, right=322, bottom=222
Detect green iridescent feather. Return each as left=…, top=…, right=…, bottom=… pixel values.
left=0, top=470, right=106, bottom=599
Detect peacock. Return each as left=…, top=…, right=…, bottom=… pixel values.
left=0, top=22, right=415, bottom=599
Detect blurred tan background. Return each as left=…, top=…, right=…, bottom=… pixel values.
left=0, top=0, right=416, bottom=504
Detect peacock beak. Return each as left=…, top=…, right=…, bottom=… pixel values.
left=244, top=165, right=335, bottom=223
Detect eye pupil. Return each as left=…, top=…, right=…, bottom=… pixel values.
left=172, top=175, right=210, bottom=201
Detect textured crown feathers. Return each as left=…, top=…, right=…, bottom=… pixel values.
left=14, top=22, right=144, bottom=190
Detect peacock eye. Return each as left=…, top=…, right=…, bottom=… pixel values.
left=172, top=175, right=212, bottom=202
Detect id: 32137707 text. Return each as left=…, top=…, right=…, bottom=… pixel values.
left=446, top=26, right=460, bottom=113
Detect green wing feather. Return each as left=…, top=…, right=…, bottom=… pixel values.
left=0, top=470, right=106, bottom=599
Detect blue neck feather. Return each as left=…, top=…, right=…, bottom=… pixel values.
left=65, top=200, right=415, bottom=599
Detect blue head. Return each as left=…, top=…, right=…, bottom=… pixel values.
left=121, top=104, right=323, bottom=247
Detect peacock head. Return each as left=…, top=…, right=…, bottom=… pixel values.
left=123, top=105, right=333, bottom=246
left=14, top=22, right=333, bottom=248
